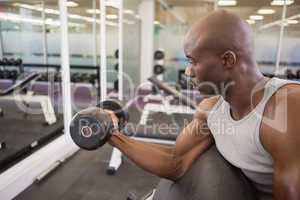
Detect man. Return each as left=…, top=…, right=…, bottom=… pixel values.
left=108, top=10, right=300, bottom=200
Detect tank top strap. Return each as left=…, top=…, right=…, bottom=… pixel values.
left=255, top=78, right=300, bottom=116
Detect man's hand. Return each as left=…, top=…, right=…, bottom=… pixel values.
left=104, top=109, right=119, bottom=131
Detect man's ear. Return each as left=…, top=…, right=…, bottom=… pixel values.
left=221, top=51, right=237, bottom=68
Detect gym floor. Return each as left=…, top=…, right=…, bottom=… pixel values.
left=15, top=145, right=159, bottom=200
left=0, top=100, right=63, bottom=172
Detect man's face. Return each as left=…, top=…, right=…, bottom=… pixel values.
left=184, top=46, right=226, bottom=95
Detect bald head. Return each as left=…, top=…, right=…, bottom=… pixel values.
left=184, top=10, right=254, bottom=64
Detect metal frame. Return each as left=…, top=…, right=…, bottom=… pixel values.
left=100, top=0, right=107, bottom=101
left=42, top=0, right=48, bottom=65
left=275, top=2, right=288, bottom=75
left=0, top=23, right=3, bottom=59
left=60, top=0, right=73, bottom=142
left=118, top=0, right=124, bottom=101
left=92, top=0, right=97, bottom=66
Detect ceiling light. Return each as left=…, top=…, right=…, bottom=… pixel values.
left=86, top=9, right=101, bottom=14
left=250, top=15, right=264, bottom=20
left=246, top=19, right=256, bottom=24
left=69, top=14, right=82, bottom=19
left=105, top=0, right=119, bottom=9
left=66, top=1, right=79, bottom=7
left=106, top=14, right=118, bottom=19
left=44, top=8, right=60, bottom=15
left=271, top=0, right=294, bottom=6
left=106, top=21, right=118, bottom=27
left=218, top=0, right=237, bottom=6
left=12, top=3, right=42, bottom=11
left=257, top=9, right=275, bottom=15
left=124, top=19, right=135, bottom=25
left=154, top=20, right=160, bottom=25
left=124, top=9, right=134, bottom=15
left=135, top=15, right=141, bottom=19
left=84, top=18, right=94, bottom=22
left=287, top=19, right=298, bottom=24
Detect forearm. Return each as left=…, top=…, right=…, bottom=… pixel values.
left=109, top=132, right=213, bottom=181
left=109, top=133, right=177, bottom=178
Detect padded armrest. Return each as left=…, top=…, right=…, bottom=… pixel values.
left=153, top=146, right=259, bottom=200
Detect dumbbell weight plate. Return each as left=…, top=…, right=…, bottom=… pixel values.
left=154, top=50, right=165, bottom=60
left=153, top=64, right=165, bottom=75
left=114, top=63, right=118, bottom=71
left=2, top=58, right=8, bottom=65
left=97, top=99, right=129, bottom=130
left=70, top=107, right=114, bottom=150
left=8, top=58, right=15, bottom=66
left=114, top=49, right=119, bottom=59
left=15, top=58, right=23, bottom=65
left=113, top=80, right=118, bottom=91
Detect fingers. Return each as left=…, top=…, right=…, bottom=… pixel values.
left=104, top=109, right=119, bottom=128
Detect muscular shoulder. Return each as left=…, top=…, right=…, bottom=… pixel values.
left=194, top=95, right=220, bottom=121
left=261, top=83, right=300, bottom=158
left=263, top=83, right=300, bottom=124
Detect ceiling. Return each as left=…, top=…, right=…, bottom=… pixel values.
left=0, top=0, right=299, bottom=32
left=157, top=0, right=300, bottom=32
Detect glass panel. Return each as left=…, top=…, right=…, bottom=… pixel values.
left=0, top=0, right=63, bottom=173
left=155, top=1, right=215, bottom=84
left=123, top=0, right=141, bottom=100
left=66, top=0, right=99, bottom=110
left=280, top=1, right=300, bottom=79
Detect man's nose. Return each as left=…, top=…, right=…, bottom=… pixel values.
left=185, top=65, right=195, bottom=77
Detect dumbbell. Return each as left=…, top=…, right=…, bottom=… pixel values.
left=2, top=70, right=10, bottom=79
left=114, top=63, right=119, bottom=71
left=70, top=99, right=129, bottom=150
left=2, top=58, right=9, bottom=65
left=154, top=50, right=165, bottom=60
left=9, top=70, right=18, bottom=80
left=8, top=58, right=15, bottom=66
left=71, top=73, right=81, bottom=83
left=15, top=58, right=23, bottom=65
left=296, top=70, right=300, bottom=80
left=153, top=64, right=165, bottom=75
left=114, top=79, right=118, bottom=91
left=88, top=74, right=97, bottom=85
left=54, top=72, right=61, bottom=82
left=114, top=49, right=119, bottom=59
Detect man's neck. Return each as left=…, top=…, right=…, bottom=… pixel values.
left=223, top=72, right=267, bottom=118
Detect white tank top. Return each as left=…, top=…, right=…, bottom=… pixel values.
left=207, top=78, right=299, bottom=199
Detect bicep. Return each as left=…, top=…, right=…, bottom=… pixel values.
left=174, top=96, right=218, bottom=156
left=175, top=118, right=213, bottom=156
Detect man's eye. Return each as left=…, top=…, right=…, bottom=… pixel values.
left=187, top=59, right=194, bottom=65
